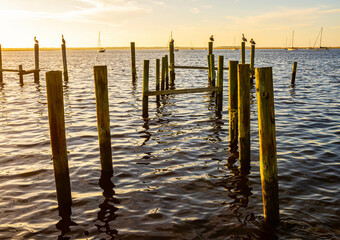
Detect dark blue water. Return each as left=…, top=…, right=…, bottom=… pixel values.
left=0, top=48, right=339, bottom=239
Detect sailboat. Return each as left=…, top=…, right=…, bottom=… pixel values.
left=189, top=40, right=194, bottom=50
left=283, top=37, right=288, bottom=50
left=97, top=31, right=106, bottom=53
left=313, top=27, right=329, bottom=50
left=231, top=37, right=239, bottom=50
left=288, top=30, right=298, bottom=51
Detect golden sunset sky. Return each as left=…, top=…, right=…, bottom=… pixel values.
left=0, top=0, right=339, bottom=48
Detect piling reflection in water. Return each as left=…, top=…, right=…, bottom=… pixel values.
left=140, top=118, right=151, bottom=146
left=56, top=204, right=77, bottom=240
left=218, top=154, right=280, bottom=239
left=95, top=170, right=120, bottom=239
left=224, top=155, right=253, bottom=216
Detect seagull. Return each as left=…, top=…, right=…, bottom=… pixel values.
left=250, top=38, right=256, bottom=45
left=62, top=35, right=66, bottom=44
left=242, top=34, right=247, bottom=42
left=34, top=36, right=39, bottom=44
left=209, top=35, right=214, bottom=42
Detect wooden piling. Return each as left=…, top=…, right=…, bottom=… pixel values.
left=169, top=41, right=175, bottom=87
left=165, top=55, right=169, bottom=90
left=229, top=60, right=239, bottom=153
left=161, top=57, right=165, bottom=90
left=93, top=66, right=113, bottom=172
left=238, top=64, right=251, bottom=174
left=0, top=44, right=3, bottom=84
left=250, top=44, right=255, bottom=78
left=291, top=62, right=297, bottom=85
left=255, top=67, right=279, bottom=226
left=207, top=55, right=211, bottom=85
left=156, top=59, right=160, bottom=103
left=45, top=71, right=72, bottom=208
left=61, top=42, right=68, bottom=82
left=34, top=43, right=39, bottom=83
left=241, top=42, right=246, bottom=64
left=18, top=65, right=24, bottom=85
left=216, top=56, right=224, bottom=112
left=131, top=42, right=137, bottom=83
left=209, top=54, right=215, bottom=87
left=142, top=60, right=149, bottom=118
left=208, top=41, right=213, bottom=55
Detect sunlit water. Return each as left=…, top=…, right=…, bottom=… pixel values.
left=0, top=48, right=339, bottom=239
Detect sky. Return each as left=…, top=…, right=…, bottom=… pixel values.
left=0, top=0, right=339, bottom=48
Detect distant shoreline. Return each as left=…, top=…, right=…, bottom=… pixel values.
left=2, top=46, right=340, bottom=51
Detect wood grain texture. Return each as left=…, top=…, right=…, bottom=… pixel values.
left=93, top=66, right=113, bottom=172
left=238, top=64, right=251, bottom=173
left=255, top=67, right=279, bottom=226
left=229, top=61, right=239, bottom=152
left=46, top=71, right=72, bottom=207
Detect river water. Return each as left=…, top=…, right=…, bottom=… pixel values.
left=0, top=48, right=339, bottom=239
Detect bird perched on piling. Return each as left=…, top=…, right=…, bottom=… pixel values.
left=209, top=35, right=214, bottom=42
left=242, top=34, right=247, bottom=42
left=34, top=36, right=39, bottom=44
left=250, top=38, right=256, bottom=45
left=62, top=35, right=66, bottom=44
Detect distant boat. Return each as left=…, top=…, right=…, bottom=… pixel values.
left=189, top=40, right=194, bottom=50
left=231, top=37, right=239, bottom=50
left=287, top=30, right=298, bottom=51
left=283, top=37, right=288, bottom=50
left=97, top=31, right=106, bottom=53
left=313, top=27, right=329, bottom=51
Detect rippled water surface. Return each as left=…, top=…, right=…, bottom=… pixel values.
left=0, top=49, right=339, bottom=239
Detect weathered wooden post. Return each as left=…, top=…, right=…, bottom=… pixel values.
left=161, top=57, right=165, bottom=91
left=207, top=41, right=213, bottom=84
left=241, top=42, right=246, bottom=64
left=155, top=59, right=160, bottom=103
left=0, top=44, right=3, bottom=84
left=165, top=55, right=169, bottom=90
left=207, top=55, right=211, bottom=85
left=142, top=60, right=149, bottom=118
left=238, top=64, right=251, bottom=174
left=61, top=36, right=68, bottom=82
left=229, top=60, right=239, bottom=153
left=169, top=40, right=175, bottom=87
left=255, top=67, right=279, bottom=226
left=18, top=65, right=24, bottom=85
left=208, top=41, right=213, bottom=55
left=216, top=56, right=224, bottom=112
left=45, top=71, right=72, bottom=208
left=291, top=62, right=297, bottom=85
left=131, top=42, right=137, bottom=83
left=209, top=54, right=215, bottom=86
left=250, top=44, right=255, bottom=78
left=34, top=43, right=40, bottom=83
left=93, top=66, right=113, bottom=172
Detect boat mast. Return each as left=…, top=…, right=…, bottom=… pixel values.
left=97, top=31, right=101, bottom=49
left=320, top=27, right=323, bottom=48
left=292, top=30, right=294, bottom=48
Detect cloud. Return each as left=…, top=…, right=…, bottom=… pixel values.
left=320, top=8, right=340, bottom=14
left=0, top=0, right=152, bottom=26
left=147, top=0, right=165, bottom=6
left=224, top=7, right=325, bottom=30
left=190, top=7, right=200, bottom=14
